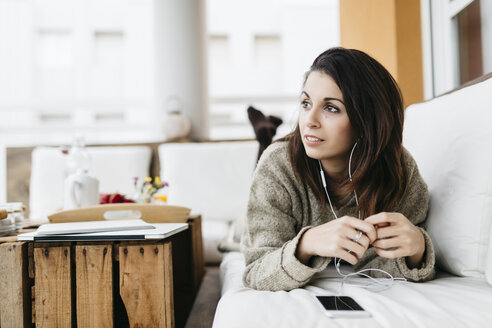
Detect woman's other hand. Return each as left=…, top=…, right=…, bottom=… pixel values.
left=364, top=212, right=425, bottom=268
left=296, top=216, right=377, bottom=265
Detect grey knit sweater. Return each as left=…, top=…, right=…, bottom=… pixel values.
left=241, top=141, right=435, bottom=291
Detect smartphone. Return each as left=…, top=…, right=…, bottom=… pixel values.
left=315, top=296, right=371, bottom=318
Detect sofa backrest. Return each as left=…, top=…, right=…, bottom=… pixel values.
left=29, top=146, right=152, bottom=219
left=403, top=75, right=492, bottom=281
left=159, top=141, right=259, bottom=223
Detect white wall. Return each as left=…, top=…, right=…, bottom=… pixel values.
left=0, top=0, right=33, bottom=103
left=481, top=0, right=492, bottom=74
left=0, top=143, right=6, bottom=203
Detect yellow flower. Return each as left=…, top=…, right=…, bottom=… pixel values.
left=155, top=195, right=167, bottom=203
left=155, top=176, right=161, bottom=184
left=144, top=177, right=152, bottom=182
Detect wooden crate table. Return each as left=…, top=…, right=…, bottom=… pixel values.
left=0, top=215, right=204, bottom=328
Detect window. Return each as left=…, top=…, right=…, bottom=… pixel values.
left=254, top=35, right=281, bottom=69
left=424, top=0, right=492, bottom=97
left=0, top=0, right=155, bottom=147
left=209, top=34, right=230, bottom=70
left=35, top=30, right=74, bottom=99
left=454, top=0, right=483, bottom=84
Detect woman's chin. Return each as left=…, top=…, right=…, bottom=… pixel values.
left=303, top=146, right=325, bottom=160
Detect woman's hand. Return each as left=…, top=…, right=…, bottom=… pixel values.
left=364, top=212, right=425, bottom=268
left=296, top=216, right=377, bottom=266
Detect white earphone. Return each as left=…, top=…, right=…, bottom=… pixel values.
left=317, top=140, right=406, bottom=292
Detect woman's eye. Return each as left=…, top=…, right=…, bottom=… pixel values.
left=300, top=100, right=311, bottom=109
left=324, top=105, right=339, bottom=113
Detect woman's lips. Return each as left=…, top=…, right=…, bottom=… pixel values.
left=304, top=135, right=325, bottom=146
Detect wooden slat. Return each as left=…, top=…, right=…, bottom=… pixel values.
left=163, top=243, right=174, bottom=328
left=28, top=243, right=34, bottom=279
left=0, top=242, right=29, bottom=328
left=75, top=245, right=113, bottom=328
left=188, top=215, right=205, bottom=292
left=29, top=243, right=35, bottom=324
left=31, top=286, right=36, bottom=324
left=119, top=243, right=174, bottom=328
left=34, top=246, right=72, bottom=327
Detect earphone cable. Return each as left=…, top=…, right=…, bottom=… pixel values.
left=317, top=141, right=406, bottom=292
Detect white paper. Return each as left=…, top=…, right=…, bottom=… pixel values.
left=17, top=222, right=188, bottom=241
left=35, top=219, right=154, bottom=235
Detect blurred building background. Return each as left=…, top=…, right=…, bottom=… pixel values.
left=0, top=0, right=339, bottom=146
left=0, top=0, right=491, bottom=202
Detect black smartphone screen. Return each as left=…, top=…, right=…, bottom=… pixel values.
left=316, top=296, right=365, bottom=311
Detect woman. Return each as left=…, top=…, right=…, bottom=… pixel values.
left=241, top=47, right=435, bottom=291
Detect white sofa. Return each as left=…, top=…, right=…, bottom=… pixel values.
left=211, top=75, right=492, bottom=327
left=158, top=141, right=258, bottom=263
left=29, top=146, right=152, bottom=219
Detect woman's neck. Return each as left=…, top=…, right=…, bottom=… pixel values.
left=320, top=159, right=348, bottom=182
left=325, top=179, right=350, bottom=200
left=320, top=159, right=351, bottom=200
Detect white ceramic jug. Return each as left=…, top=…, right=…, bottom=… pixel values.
left=63, top=169, right=99, bottom=210
left=162, top=96, right=191, bottom=140
left=162, top=111, right=191, bottom=140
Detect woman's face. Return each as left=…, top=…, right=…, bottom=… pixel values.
left=299, top=71, right=356, bottom=173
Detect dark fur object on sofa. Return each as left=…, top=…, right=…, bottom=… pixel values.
left=247, top=106, right=283, bottom=161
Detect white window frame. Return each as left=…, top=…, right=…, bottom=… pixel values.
left=0, top=144, right=6, bottom=203
left=424, top=0, right=476, bottom=97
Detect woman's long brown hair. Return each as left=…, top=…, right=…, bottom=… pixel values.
left=279, top=47, right=408, bottom=218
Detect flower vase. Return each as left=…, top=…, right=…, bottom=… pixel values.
left=132, top=190, right=151, bottom=204
left=138, top=196, right=152, bottom=204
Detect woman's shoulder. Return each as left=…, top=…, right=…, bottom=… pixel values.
left=401, top=146, right=428, bottom=195
left=257, top=140, right=289, bottom=169
left=254, top=140, right=297, bottom=182
left=396, top=147, right=429, bottom=223
left=401, top=146, right=419, bottom=174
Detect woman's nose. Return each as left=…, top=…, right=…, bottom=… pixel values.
left=306, top=108, right=320, bottom=128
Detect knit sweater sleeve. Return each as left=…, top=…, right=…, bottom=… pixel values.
left=241, top=145, right=330, bottom=291
left=353, top=148, right=436, bottom=281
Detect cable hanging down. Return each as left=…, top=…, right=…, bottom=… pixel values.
left=317, top=141, right=406, bottom=292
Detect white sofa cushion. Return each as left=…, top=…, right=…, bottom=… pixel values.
left=202, top=220, right=232, bottom=264
left=488, top=224, right=492, bottom=285
left=158, top=141, right=258, bottom=223
left=30, top=146, right=152, bottom=219
left=159, top=141, right=258, bottom=263
left=403, top=76, right=492, bottom=278
left=214, top=252, right=492, bottom=328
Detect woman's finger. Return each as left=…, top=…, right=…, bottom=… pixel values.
left=340, top=238, right=366, bottom=260
left=364, top=212, right=401, bottom=225
left=374, top=225, right=399, bottom=239
left=372, top=236, right=400, bottom=250
left=335, top=248, right=359, bottom=265
left=342, top=217, right=377, bottom=243
left=357, top=234, right=370, bottom=249
left=374, top=247, right=405, bottom=259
